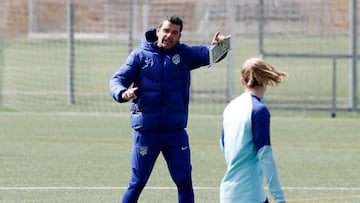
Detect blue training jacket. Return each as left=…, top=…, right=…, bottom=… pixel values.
left=109, top=28, right=211, bottom=131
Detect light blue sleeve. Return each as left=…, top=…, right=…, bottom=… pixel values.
left=257, top=146, right=286, bottom=203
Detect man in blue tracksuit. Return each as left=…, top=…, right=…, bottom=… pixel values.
left=109, top=15, right=228, bottom=203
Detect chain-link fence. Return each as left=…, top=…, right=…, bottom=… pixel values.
left=0, top=0, right=358, bottom=114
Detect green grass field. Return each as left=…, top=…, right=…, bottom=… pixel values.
left=1, top=34, right=360, bottom=202
left=1, top=111, right=359, bottom=202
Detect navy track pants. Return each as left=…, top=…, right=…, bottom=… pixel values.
left=122, top=129, right=194, bottom=203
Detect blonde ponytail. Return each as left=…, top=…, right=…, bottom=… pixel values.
left=241, top=57, right=287, bottom=88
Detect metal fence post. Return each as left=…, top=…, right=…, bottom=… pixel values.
left=67, top=0, right=75, bottom=105
left=332, top=58, right=337, bottom=118
left=0, top=2, right=4, bottom=106
left=225, top=0, right=235, bottom=102
left=128, top=0, right=134, bottom=54
left=28, top=0, right=39, bottom=34
left=258, top=0, right=264, bottom=58
left=350, top=0, right=357, bottom=110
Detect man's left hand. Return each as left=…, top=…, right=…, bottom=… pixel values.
left=211, top=32, right=226, bottom=45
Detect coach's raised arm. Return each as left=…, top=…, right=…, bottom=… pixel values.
left=109, top=15, right=229, bottom=203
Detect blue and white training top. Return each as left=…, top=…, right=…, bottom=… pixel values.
left=220, top=92, right=285, bottom=203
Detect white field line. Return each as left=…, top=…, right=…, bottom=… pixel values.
left=0, top=186, right=360, bottom=191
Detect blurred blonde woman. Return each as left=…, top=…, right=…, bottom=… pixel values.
left=220, top=57, right=287, bottom=203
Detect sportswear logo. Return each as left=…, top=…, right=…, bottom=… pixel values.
left=144, top=58, right=154, bottom=68
left=172, top=54, right=180, bottom=65
left=181, top=146, right=189, bottom=151
left=139, top=146, right=148, bottom=156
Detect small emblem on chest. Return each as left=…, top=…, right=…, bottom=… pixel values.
left=144, top=58, right=154, bottom=68
left=172, top=54, right=180, bottom=65
left=139, top=146, right=148, bottom=156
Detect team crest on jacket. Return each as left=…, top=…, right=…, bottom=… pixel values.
left=172, top=54, right=180, bottom=65
left=139, top=146, right=148, bottom=156
left=144, top=58, right=154, bottom=68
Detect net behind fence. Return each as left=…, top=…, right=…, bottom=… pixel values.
left=0, top=0, right=358, bottom=113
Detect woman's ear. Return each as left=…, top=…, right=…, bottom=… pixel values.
left=240, top=77, right=246, bottom=87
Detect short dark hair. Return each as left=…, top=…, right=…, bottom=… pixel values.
left=161, top=15, right=183, bottom=32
